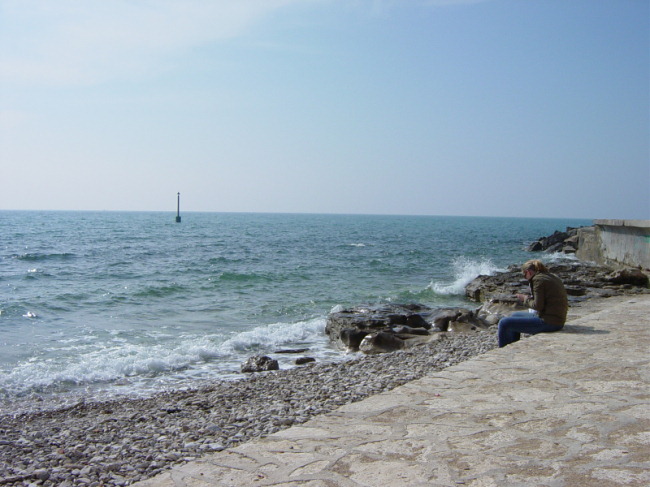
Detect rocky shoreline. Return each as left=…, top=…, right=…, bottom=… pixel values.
left=323, top=258, right=649, bottom=354
left=2, top=253, right=648, bottom=486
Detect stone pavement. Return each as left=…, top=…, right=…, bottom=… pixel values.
left=133, top=294, right=650, bottom=487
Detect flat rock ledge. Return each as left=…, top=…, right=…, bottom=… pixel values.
left=325, top=261, right=649, bottom=353
left=466, top=260, right=649, bottom=305
left=326, top=303, right=489, bottom=353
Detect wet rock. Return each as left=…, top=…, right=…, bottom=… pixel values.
left=241, top=355, right=279, bottom=373
left=295, top=357, right=316, bottom=365
left=325, top=303, right=432, bottom=345
left=526, top=227, right=584, bottom=253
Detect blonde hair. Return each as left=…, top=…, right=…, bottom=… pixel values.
left=521, top=259, right=548, bottom=274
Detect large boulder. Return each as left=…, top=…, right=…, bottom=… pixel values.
left=326, top=303, right=432, bottom=345
left=526, top=227, right=584, bottom=254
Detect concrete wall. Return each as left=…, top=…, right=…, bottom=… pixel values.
left=577, top=220, right=650, bottom=270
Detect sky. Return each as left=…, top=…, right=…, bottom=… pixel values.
left=1, top=0, right=648, bottom=219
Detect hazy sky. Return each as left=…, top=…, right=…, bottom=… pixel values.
left=1, top=0, right=648, bottom=219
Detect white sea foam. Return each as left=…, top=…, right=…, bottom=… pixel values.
left=220, top=318, right=326, bottom=353
left=430, top=257, right=503, bottom=296
left=0, top=319, right=331, bottom=400
left=0, top=336, right=224, bottom=397
left=544, top=252, right=579, bottom=263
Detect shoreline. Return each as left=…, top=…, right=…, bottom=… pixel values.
left=1, top=292, right=645, bottom=486
left=2, top=331, right=498, bottom=486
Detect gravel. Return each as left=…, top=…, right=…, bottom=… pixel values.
left=0, top=330, right=498, bottom=486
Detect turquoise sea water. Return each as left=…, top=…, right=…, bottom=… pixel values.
left=0, top=212, right=591, bottom=412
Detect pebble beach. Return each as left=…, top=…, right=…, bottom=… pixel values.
left=2, top=328, right=499, bottom=486
left=2, top=291, right=646, bottom=486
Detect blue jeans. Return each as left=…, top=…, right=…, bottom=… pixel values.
left=498, top=312, right=563, bottom=348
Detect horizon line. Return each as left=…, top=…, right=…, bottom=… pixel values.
left=0, top=208, right=606, bottom=221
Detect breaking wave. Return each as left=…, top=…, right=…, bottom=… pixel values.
left=429, top=257, right=503, bottom=296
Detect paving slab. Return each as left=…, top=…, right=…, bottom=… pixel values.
left=132, top=295, right=650, bottom=487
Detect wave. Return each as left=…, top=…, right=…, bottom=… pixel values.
left=213, top=270, right=309, bottom=284
left=543, top=252, right=579, bottom=264
left=0, top=318, right=328, bottom=400
left=429, top=257, right=503, bottom=296
left=14, top=252, right=76, bottom=262
left=219, top=317, right=326, bottom=353
left=22, top=268, right=54, bottom=280
left=0, top=336, right=226, bottom=399
left=133, top=283, right=186, bottom=298
left=217, top=271, right=274, bottom=282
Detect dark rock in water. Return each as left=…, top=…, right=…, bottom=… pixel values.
left=274, top=348, right=309, bottom=354
left=241, top=355, right=279, bottom=373
left=526, top=227, right=585, bottom=254
left=295, top=357, right=316, bottom=365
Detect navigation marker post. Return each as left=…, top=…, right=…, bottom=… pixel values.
left=176, top=192, right=181, bottom=223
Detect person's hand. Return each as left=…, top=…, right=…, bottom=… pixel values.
left=516, top=293, right=529, bottom=303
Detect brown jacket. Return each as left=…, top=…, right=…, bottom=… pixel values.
left=524, top=271, right=568, bottom=326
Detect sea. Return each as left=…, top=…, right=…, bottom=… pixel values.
left=0, top=211, right=592, bottom=414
